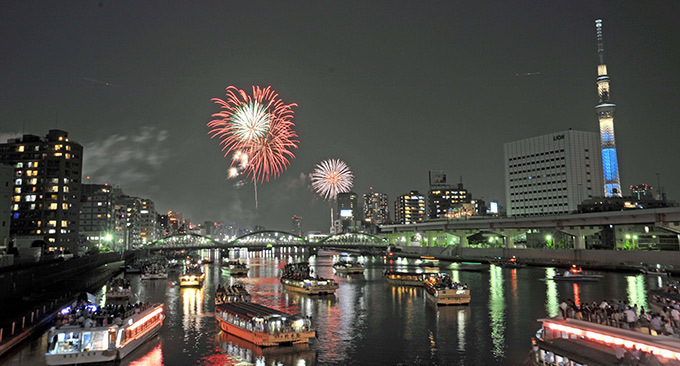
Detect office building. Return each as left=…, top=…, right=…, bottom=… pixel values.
left=80, top=183, right=122, bottom=249
left=363, top=190, right=389, bottom=225
left=427, top=183, right=472, bottom=220
left=504, top=130, right=604, bottom=217
left=595, top=19, right=623, bottom=197
left=337, top=192, right=359, bottom=232
left=139, top=198, right=158, bottom=244
left=0, top=130, right=83, bottom=252
left=395, top=191, right=425, bottom=224
left=291, top=215, right=302, bottom=236
left=0, top=164, right=12, bottom=250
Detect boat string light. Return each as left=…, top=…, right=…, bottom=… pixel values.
left=545, top=322, right=680, bottom=361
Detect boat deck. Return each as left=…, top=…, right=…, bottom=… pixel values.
left=533, top=337, right=619, bottom=366
left=217, top=302, right=292, bottom=319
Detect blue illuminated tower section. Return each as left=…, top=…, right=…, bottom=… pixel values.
left=595, top=19, right=622, bottom=197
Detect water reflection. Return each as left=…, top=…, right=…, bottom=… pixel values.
left=126, top=340, right=163, bottom=366
left=488, top=265, right=505, bottom=359
left=181, top=287, right=205, bottom=333
left=213, top=332, right=317, bottom=366
left=573, top=283, right=581, bottom=306
left=545, top=268, right=559, bottom=317
left=626, top=275, right=648, bottom=309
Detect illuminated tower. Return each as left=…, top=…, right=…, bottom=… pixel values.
left=595, top=19, right=622, bottom=197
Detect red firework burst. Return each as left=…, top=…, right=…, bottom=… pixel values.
left=208, top=86, right=299, bottom=183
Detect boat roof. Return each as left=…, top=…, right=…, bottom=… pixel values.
left=216, top=302, right=295, bottom=320
left=538, top=318, right=680, bottom=352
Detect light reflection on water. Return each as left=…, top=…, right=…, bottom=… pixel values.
left=545, top=268, right=560, bottom=317
left=1, top=251, right=669, bottom=366
left=488, top=265, right=505, bottom=359
left=626, top=274, right=648, bottom=309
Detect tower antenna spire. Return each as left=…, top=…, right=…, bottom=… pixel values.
left=595, top=19, right=622, bottom=198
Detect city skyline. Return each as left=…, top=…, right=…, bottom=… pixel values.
left=2, top=2, right=679, bottom=231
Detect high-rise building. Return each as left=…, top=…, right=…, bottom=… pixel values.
left=139, top=198, right=158, bottom=244
left=504, top=130, right=604, bottom=217
left=0, top=164, right=13, bottom=250
left=427, top=183, right=472, bottom=220
left=337, top=192, right=359, bottom=232
left=291, top=215, right=302, bottom=236
left=116, top=195, right=141, bottom=249
left=595, top=19, right=622, bottom=197
left=363, top=189, right=389, bottom=225
left=0, top=130, right=83, bottom=252
left=80, top=183, right=122, bottom=249
left=395, top=191, right=425, bottom=224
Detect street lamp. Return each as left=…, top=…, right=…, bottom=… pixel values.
left=545, top=234, right=553, bottom=248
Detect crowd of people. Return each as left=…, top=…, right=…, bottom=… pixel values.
left=55, top=299, right=153, bottom=328
left=558, top=298, right=680, bottom=337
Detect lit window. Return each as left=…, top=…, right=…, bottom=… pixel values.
left=18, top=146, right=25, bottom=152
left=48, top=220, right=57, bottom=227
left=62, top=203, right=68, bottom=210
left=49, top=203, right=58, bottom=210
left=50, top=186, right=58, bottom=192
left=61, top=220, right=68, bottom=227
left=63, top=186, right=69, bottom=193
left=15, top=178, right=22, bottom=185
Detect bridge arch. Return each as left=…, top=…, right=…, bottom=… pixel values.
left=317, top=232, right=388, bottom=245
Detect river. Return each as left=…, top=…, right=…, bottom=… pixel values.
left=2, top=249, right=664, bottom=365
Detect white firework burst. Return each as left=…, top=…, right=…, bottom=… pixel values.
left=311, top=159, right=354, bottom=201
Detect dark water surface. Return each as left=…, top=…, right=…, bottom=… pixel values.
left=2, top=250, right=663, bottom=365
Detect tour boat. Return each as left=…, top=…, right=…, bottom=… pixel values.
left=529, top=317, right=680, bottom=365
left=105, top=279, right=131, bottom=300
left=215, top=301, right=315, bottom=347
left=179, top=263, right=205, bottom=287
left=551, top=265, right=602, bottom=282
left=140, top=263, right=168, bottom=280
left=383, top=270, right=427, bottom=286
left=280, top=263, right=339, bottom=295
left=215, top=284, right=250, bottom=305
left=424, top=273, right=471, bottom=305
left=223, top=260, right=250, bottom=276
left=332, top=260, right=365, bottom=274
left=45, top=303, right=164, bottom=365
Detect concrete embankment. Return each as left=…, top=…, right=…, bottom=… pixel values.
left=392, top=246, right=680, bottom=272
left=0, top=262, right=125, bottom=359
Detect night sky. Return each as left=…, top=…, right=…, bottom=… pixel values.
left=2, top=1, right=679, bottom=233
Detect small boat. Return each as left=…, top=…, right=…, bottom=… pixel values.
left=457, top=262, right=487, bottom=272
left=639, top=264, right=670, bottom=276
left=490, top=256, right=526, bottom=268
left=223, top=260, right=250, bottom=276
left=332, top=261, right=365, bottom=274
left=106, top=278, right=131, bottom=300
left=383, top=270, right=427, bottom=286
left=45, top=303, right=164, bottom=365
left=215, top=302, right=315, bottom=347
left=424, top=273, right=471, bottom=305
left=529, top=317, right=680, bottom=366
left=179, top=263, right=205, bottom=287
left=215, top=284, right=250, bottom=305
left=551, top=266, right=603, bottom=282
left=415, top=256, right=440, bottom=268
left=280, top=263, right=339, bottom=295
left=140, top=263, right=168, bottom=280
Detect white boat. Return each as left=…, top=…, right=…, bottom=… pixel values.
left=530, top=317, right=680, bottom=365
left=383, top=270, right=427, bottom=286
left=179, top=263, right=205, bottom=287
left=332, top=261, right=365, bottom=274
left=105, top=279, right=131, bottom=300
left=45, top=303, right=164, bottom=365
left=223, top=260, right=250, bottom=276
left=424, top=273, right=471, bottom=305
left=281, top=263, right=339, bottom=295
left=140, top=263, right=168, bottom=280
left=551, top=266, right=603, bottom=282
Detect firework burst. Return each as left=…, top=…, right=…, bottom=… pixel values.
left=311, top=159, right=354, bottom=201
left=208, top=85, right=298, bottom=183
